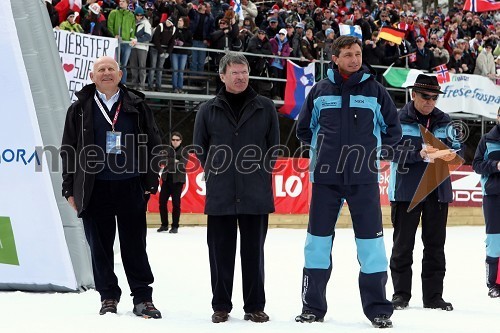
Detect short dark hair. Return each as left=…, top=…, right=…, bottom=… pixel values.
left=171, top=132, right=183, bottom=140
left=218, top=52, right=250, bottom=74
left=331, top=36, right=362, bottom=57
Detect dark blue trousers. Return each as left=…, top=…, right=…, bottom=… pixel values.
left=301, top=183, right=393, bottom=321
left=82, top=177, right=154, bottom=305
left=207, top=214, right=268, bottom=313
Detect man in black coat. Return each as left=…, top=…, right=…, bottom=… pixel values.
left=193, top=52, right=280, bottom=324
left=61, top=56, right=163, bottom=318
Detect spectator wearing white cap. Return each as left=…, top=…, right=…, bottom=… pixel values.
left=269, top=28, right=291, bottom=100
left=82, top=3, right=114, bottom=37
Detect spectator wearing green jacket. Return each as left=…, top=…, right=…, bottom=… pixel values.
left=108, top=0, right=136, bottom=84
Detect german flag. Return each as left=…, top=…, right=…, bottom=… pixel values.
left=378, top=26, right=406, bottom=44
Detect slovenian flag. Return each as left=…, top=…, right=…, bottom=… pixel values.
left=463, top=0, right=500, bottom=12
left=339, top=24, right=362, bottom=40
left=279, top=61, right=315, bottom=120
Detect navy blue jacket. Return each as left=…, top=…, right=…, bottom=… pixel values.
left=296, top=65, right=402, bottom=185
left=193, top=86, right=280, bottom=215
left=473, top=124, right=500, bottom=196
left=388, top=102, right=460, bottom=203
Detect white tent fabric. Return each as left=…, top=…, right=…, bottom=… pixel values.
left=0, top=0, right=93, bottom=291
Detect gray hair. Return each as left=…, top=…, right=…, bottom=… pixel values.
left=218, top=52, right=250, bottom=74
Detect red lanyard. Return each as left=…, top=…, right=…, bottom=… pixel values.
left=94, top=94, right=122, bottom=132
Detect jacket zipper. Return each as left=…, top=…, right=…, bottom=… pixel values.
left=81, top=107, right=86, bottom=211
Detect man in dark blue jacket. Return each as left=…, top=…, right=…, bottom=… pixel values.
left=388, top=74, right=460, bottom=312
left=295, top=36, right=401, bottom=328
left=193, top=52, right=279, bottom=324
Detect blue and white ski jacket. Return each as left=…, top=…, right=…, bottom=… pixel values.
left=296, top=65, right=402, bottom=185
left=473, top=124, right=500, bottom=196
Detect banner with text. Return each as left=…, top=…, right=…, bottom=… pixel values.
left=148, top=158, right=481, bottom=215
left=54, top=30, right=118, bottom=102
left=435, top=74, right=499, bottom=119
left=148, top=156, right=311, bottom=214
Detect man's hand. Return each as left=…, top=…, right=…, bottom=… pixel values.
left=427, top=149, right=457, bottom=162
left=67, top=196, right=77, bottom=212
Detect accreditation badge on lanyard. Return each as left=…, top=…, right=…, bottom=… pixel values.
left=95, top=94, right=122, bottom=154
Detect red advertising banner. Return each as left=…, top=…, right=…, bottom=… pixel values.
left=148, top=156, right=311, bottom=214
left=148, top=158, right=482, bottom=214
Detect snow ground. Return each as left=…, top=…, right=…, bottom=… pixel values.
left=0, top=226, right=497, bottom=333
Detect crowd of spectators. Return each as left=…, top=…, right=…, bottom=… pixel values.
left=46, top=0, right=500, bottom=98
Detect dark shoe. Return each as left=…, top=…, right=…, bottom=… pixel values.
left=244, top=310, right=269, bottom=323
left=99, top=299, right=118, bottom=315
left=212, top=310, right=229, bottom=323
left=488, top=286, right=500, bottom=298
left=371, top=314, right=393, bottom=328
left=169, top=227, right=178, bottom=234
left=423, top=298, right=453, bottom=311
left=157, top=226, right=168, bottom=232
left=133, top=301, right=162, bottom=319
left=392, top=295, right=409, bottom=310
left=295, top=310, right=324, bottom=323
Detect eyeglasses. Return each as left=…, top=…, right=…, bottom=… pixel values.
left=418, top=92, right=439, bottom=101
left=171, top=138, right=181, bottom=141
left=416, top=39, right=425, bottom=43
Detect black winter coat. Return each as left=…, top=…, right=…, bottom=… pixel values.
left=193, top=87, right=280, bottom=215
left=61, top=84, right=162, bottom=217
left=161, top=145, right=188, bottom=184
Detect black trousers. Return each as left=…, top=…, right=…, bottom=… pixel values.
left=390, top=191, right=448, bottom=303
left=207, top=214, right=268, bottom=313
left=158, top=179, right=183, bottom=229
left=82, top=177, right=154, bottom=305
